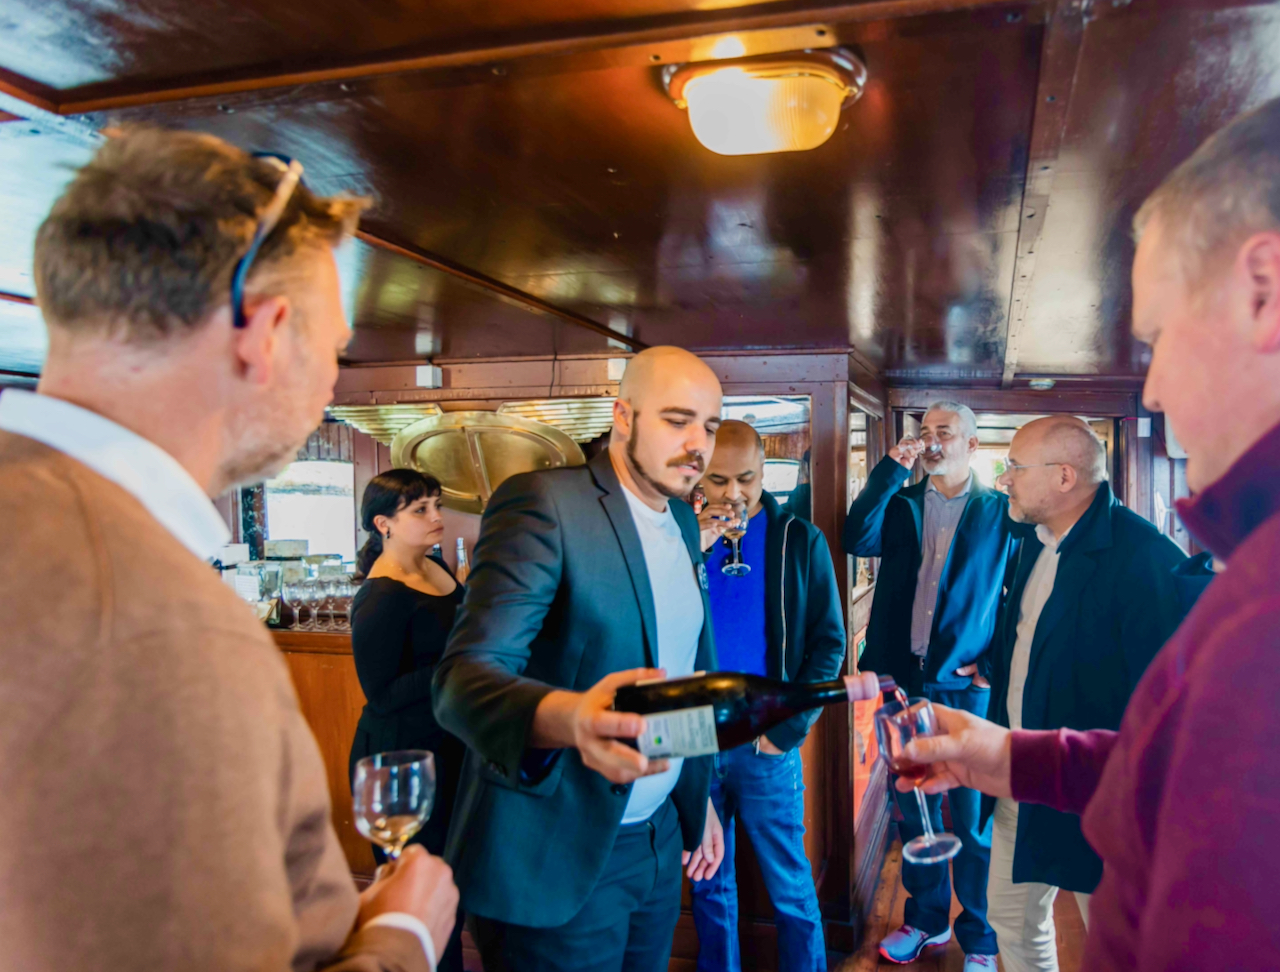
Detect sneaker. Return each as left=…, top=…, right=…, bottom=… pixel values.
left=878, top=924, right=953, bottom=964
left=963, top=955, right=998, bottom=971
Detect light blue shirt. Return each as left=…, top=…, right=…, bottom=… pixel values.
left=909, top=474, right=972, bottom=657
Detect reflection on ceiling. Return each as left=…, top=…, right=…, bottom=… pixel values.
left=0, top=1, right=1278, bottom=387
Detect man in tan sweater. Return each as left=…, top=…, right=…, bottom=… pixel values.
left=0, top=128, right=456, bottom=971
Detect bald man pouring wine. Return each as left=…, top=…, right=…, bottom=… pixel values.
left=435, top=347, right=734, bottom=971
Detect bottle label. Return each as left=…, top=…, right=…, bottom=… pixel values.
left=635, top=705, right=719, bottom=758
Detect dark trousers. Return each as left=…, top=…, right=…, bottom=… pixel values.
left=690, top=746, right=825, bottom=972
left=470, top=798, right=683, bottom=972
left=895, top=677, right=996, bottom=956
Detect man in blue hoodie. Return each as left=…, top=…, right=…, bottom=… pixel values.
left=690, top=420, right=847, bottom=972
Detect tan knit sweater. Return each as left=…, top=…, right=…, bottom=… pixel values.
left=0, top=431, right=427, bottom=972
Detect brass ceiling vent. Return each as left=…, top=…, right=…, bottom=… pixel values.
left=326, top=403, right=443, bottom=445
left=497, top=398, right=616, bottom=442
left=391, top=412, right=586, bottom=513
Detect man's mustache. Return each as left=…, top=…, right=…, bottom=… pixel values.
left=667, top=453, right=705, bottom=472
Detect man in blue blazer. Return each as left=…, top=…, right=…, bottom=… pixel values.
left=434, top=347, right=728, bottom=972
left=984, top=417, right=1192, bottom=972
left=845, top=402, right=1020, bottom=971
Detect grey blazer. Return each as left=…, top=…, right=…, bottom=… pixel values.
left=433, top=450, right=717, bottom=927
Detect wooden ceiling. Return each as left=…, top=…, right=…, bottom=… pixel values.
left=1, top=0, right=1278, bottom=386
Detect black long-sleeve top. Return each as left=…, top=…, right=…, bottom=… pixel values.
left=348, top=568, right=466, bottom=859
left=351, top=573, right=463, bottom=723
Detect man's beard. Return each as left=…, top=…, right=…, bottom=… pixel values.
left=626, top=423, right=704, bottom=500
left=922, top=450, right=962, bottom=479
left=217, top=392, right=319, bottom=492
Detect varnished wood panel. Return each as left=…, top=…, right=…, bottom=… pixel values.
left=278, top=636, right=378, bottom=877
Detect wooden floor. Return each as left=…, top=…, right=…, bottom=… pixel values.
left=835, top=840, right=1086, bottom=972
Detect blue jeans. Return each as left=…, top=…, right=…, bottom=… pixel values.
left=895, top=682, right=996, bottom=956
left=691, top=745, right=825, bottom=972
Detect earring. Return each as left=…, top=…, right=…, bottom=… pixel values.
left=384, top=529, right=391, bottom=540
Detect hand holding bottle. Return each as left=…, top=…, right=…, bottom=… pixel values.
left=532, top=667, right=672, bottom=784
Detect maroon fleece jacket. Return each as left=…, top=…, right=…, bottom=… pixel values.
left=1011, top=421, right=1280, bottom=971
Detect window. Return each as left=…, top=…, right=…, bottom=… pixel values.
left=763, top=458, right=800, bottom=504
left=264, top=460, right=356, bottom=563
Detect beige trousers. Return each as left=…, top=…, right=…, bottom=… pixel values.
left=987, top=798, right=1091, bottom=972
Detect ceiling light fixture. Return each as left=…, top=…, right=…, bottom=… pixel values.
left=664, top=48, right=866, bottom=156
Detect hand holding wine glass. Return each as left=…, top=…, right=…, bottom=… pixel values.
left=894, top=702, right=1014, bottom=799
left=357, top=844, right=459, bottom=965
left=875, top=697, right=963, bottom=864
left=696, top=500, right=737, bottom=552
left=889, top=435, right=924, bottom=469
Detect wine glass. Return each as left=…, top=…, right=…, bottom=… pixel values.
left=321, top=578, right=343, bottom=630
left=721, top=501, right=750, bottom=576
left=352, top=750, right=436, bottom=861
left=302, top=580, right=324, bottom=631
left=874, top=697, right=963, bottom=865
left=334, top=577, right=355, bottom=632
left=284, top=581, right=305, bottom=631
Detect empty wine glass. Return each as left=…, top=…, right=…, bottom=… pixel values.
left=302, top=580, right=324, bottom=631
left=284, top=581, right=305, bottom=631
left=320, top=578, right=343, bottom=630
left=721, top=501, right=750, bottom=576
left=330, top=577, right=353, bottom=630
left=352, top=750, right=436, bottom=861
left=874, top=697, right=963, bottom=865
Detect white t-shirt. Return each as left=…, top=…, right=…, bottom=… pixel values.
left=1006, top=523, right=1070, bottom=732
left=619, top=484, right=705, bottom=824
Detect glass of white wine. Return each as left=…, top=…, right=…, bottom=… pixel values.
left=352, top=750, right=436, bottom=861
left=721, top=500, right=750, bottom=576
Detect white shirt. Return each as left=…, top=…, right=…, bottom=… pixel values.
left=0, top=389, right=230, bottom=560
left=0, top=389, right=435, bottom=968
left=620, top=483, right=705, bottom=824
left=1006, top=523, right=1070, bottom=732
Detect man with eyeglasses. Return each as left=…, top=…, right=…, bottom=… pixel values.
left=844, top=402, right=1018, bottom=970
left=0, top=128, right=455, bottom=972
left=984, top=417, right=1193, bottom=972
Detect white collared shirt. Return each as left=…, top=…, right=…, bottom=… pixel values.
left=1006, top=522, right=1070, bottom=732
left=0, top=389, right=230, bottom=560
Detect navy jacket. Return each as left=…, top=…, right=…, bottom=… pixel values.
left=434, top=451, right=716, bottom=927
left=985, top=482, right=1193, bottom=893
left=749, top=490, right=847, bottom=752
left=845, top=456, right=1020, bottom=691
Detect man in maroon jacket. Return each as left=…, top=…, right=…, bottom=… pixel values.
left=893, top=97, right=1280, bottom=971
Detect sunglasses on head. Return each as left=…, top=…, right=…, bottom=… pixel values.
left=230, top=152, right=305, bottom=329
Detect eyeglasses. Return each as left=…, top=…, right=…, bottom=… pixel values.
left=1002, top=461, right=1065, bottom=475
left=230, top=153, right=305, bottom=329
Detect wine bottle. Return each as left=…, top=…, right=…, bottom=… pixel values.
left=455, top=537, right=470, bottom=583
left=613, top=671, right=894, bottom=759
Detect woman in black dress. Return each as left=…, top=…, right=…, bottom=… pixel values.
left=348, top=469, right=465, bottom=971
